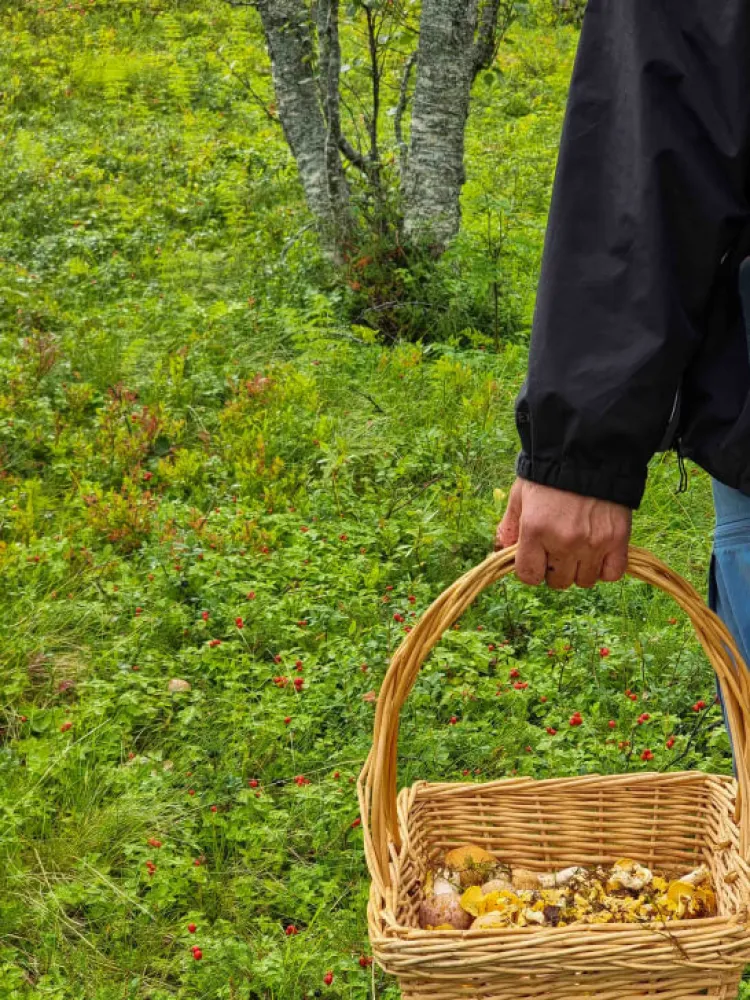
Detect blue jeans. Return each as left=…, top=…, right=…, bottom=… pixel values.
left=709, top=481, right=750, bottom=766
left=710, top=479, right=750, bottom=668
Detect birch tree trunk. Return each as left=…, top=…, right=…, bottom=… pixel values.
left=256, top=0, right=350, bottom=256
left=251, top=0, right=510, bottom=261
left=402, top=0, right=501, bottom=248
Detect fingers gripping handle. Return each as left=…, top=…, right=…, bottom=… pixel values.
left=358, top=546, right=750, bottom=893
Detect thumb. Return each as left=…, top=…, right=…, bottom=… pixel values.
left=495, top=482, right=522, bottom=551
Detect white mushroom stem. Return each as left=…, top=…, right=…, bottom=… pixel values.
left=680, top=865, right=710, bottom=886
left=538, top=867, right=588, bottom=888
left=432, top=876, right=460, bottom=897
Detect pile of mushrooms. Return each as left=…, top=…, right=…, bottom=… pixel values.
left=418, top=845, right=716, bottom=930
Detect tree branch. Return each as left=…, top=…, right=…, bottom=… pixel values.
left=394, top=50, right=417, bottom=180
left=364, top=5, right=381, bottom=168
left=473, top=0, right=517, bottom=80
left=338, top=135, right=370, bottom=174
left=314, top=0, right=351, bottom=246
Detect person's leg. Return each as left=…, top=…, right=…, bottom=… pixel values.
left=710, top=479, right=750, bottom=669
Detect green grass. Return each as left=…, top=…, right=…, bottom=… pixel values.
left=0, top=2, right=736, bottom=998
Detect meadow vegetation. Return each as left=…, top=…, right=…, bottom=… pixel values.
left=0, top=2, right=734, bottom=997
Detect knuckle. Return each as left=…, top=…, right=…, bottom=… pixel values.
left=612, top=526, right=630, bottom=547
left=591, top=529, right=614, bottom=551
left=516, top=562, right=543, bottom=587
left=522, top=517, right=543, bottom=541
left=602, top=560, right=626, bottom=582
left=557, top=528, right=585, bottom=550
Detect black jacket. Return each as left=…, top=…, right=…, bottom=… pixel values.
left=515, top=0, right=750, bottom=509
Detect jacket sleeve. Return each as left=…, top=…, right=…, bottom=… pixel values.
left=516, top=0, right=750, bottom=509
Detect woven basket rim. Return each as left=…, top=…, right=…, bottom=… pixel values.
left=404, top=770, right=735, bottom=793
left=374, top=914, right=745, bottom=937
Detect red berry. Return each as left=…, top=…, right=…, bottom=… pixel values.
left=249, top=779, right=259, bottom=788
left=449, top=716, right=458, bottom=725
left=284, top=716, right=291, bottom=725
left=274, top=654, right=282, bottom=664
left=608, top=720, right=616, bottom=729
left=509, top=669, right=521, bottom=679
left=188, top=788, right=195, bottom=796
left=194, top=858, right=202, bottom=866
left=60, top=721, right=72, bottom=732
left=201, top=611, right=209, bottom=621
left=359, top=955, right=373, bottom=968
left=188, top=923, right=197, bottom=934
left=323, top=972, right=334, bottom=986
left=668, top=617, right=678, bottom=625
left=148, top=838, right=162, bottom=848
left=599, top=647, right=610, bottom=658
left=693, top=700, right=706, bottom=712
left=295, top=659, right=303, bottom=670
left=294, top=677, right=304, bottom=691
left=285, top=924, right=298, bottom=936
left=641, top=749, right=654, bottom=761
left=513, top=681, right=528, bottom=690
left=569, top=713, right=583, bottom=727
left=235, top=617, right=244, bottom=628
left=210, top=805, right=217, bottom=813
left=192, top=948, right=203, bottom=960
left=408, top=595, right=416, bottom=604
left=333, top=771, right=340, bottom=779
left=247, top=591, right=256, bottom=600
left=351, top=817, right=361, bottom=828
left=539, top=695, right=547, bottom=703
left=546, top=727, right=557, bottom=736
left=666, top=737, right=676, bottom=749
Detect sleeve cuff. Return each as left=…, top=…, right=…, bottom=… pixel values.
left=515, top=452, right=647, bottom=510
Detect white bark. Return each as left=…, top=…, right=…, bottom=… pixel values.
left=256, top=0, right=350, bottom=253
left=403, top=0, right=507, bottom=248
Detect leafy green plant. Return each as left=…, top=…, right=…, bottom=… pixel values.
left=0, top=3, right=734, bottom=998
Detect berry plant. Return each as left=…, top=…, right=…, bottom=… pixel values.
left=0, top=2, right=740, bottom=998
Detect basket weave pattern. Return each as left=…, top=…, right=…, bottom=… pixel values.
left=359, top=547, right=750, bottom=998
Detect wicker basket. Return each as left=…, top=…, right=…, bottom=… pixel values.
left=359, top=546, right=750, bottom=999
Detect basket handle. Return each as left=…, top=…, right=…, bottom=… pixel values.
left=358, top=545, right=750, bottom=893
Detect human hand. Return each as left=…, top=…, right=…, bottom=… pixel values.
left=494, top=479, right=632, bottom=589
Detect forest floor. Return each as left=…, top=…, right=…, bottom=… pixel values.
left=0, top=2, right=738, bottom=998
